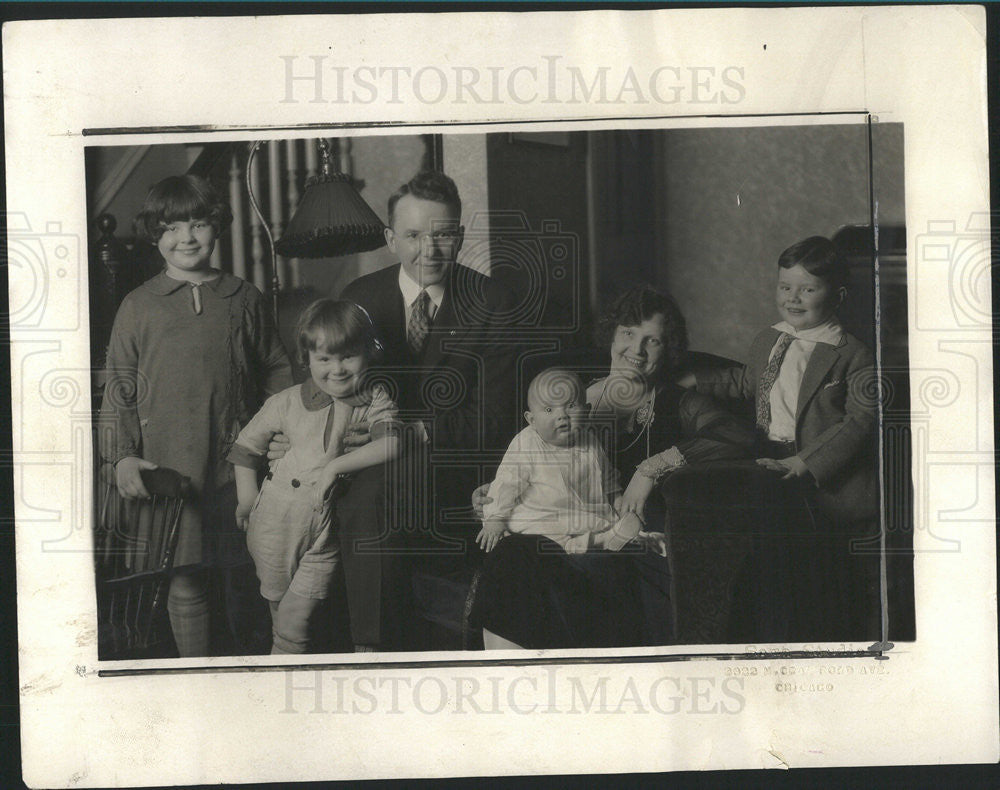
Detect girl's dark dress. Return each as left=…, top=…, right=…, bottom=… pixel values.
left=100, top=271, right=291, bottom=569
left=471, top=379, right=755, bottom=649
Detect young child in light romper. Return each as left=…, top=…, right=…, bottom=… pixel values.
left=228, top=300, right=402, bottom=654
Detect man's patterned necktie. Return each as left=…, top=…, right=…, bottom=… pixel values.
left=407, top=289, right=431, bottom=356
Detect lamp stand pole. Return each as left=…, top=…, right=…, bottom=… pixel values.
left=245, top=140, right=281, bottom=321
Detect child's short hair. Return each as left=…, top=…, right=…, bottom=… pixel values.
left=594, top=285, right=688, bottom=376
left=133, top=174, right=233, bottom=244
left=387, top=170, right=462, bottom=227
left=778, top=236, right=849, bottom=290
left=295, top=299, right=383, bottom=367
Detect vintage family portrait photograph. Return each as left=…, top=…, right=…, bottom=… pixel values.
left=85, top=120, right=913, bottom=662
left=5, top=5, right=996, bottom=784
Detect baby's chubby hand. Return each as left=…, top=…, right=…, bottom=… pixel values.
left=471, top=483, right=493, bottom=521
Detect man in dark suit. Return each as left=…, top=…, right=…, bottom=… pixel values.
left=334, top=171, right=519, bottom=649
left=342, top=170, right=518, bottom=458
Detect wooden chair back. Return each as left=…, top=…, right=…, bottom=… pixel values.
left=95, top=467, right=190, bottom=660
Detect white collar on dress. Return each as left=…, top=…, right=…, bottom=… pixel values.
left=771, top=317, right=843, bottom=346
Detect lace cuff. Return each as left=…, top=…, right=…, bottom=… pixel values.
left=636, top=446, right=686, bottom=481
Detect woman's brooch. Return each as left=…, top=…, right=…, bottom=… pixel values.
left=634, top=398, right=655, bottom=428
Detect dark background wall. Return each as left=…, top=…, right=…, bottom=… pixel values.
left=87, top=123, right=906, bottom=359
left=656, top=123, right=904, bottom=362
left=484, top=131, right=591, bottom=340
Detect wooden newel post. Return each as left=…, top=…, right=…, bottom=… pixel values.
left=96, top=212, right=125, bottom=305
left=91, top=212, right=132, bottom=372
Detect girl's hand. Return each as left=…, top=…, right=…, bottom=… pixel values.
left=471, top=483, right=494, bottom=522
left=475, top=520, right=507, bottom=552
left=674, top=372, right=697, bottom=388
left=756, top=455, right=810, bottom=480
left=234, top=501, right=253, bottom=532
left=115, top=456, right=159, bottom=500
left=621, top=473, right=656, bottom=522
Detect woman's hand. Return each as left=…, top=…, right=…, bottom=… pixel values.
left=471, top=482, right=493, bottom=521
left=636, top=531, right=669, bottom=557
left=674, top=372, right=697, bottom=388
left=115, top=456, right=158, bottom=499
left=756, top=455, right=810, bottom=480
left=620, top=472, right=656, bottom=522
left=266, top=432, right=291, bottom=461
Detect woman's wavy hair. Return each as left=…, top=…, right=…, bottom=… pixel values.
left=594, top=285, right=688, bottom=377
left=133, top=174, right=233, bottom=244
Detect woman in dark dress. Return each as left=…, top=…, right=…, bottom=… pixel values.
left=471, top=286, right=756, bottom=650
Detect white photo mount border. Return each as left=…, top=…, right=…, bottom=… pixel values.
left=8, top=7, right=995, bottom=781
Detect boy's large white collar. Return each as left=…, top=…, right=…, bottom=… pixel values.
left=771, top=318, right=843, bottom=346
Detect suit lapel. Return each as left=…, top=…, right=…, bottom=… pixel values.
left=388, top=287, right=407, bottom=353
left=796, top=341, right=840, bottom=422
left=422, top=269, right=467, bottom=372
left=373, top=266, right=407, bottom=358
left=751, top=328, right=782, bottom=383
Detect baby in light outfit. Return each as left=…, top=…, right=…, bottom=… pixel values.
left=476, top=368, right=648, bottom=554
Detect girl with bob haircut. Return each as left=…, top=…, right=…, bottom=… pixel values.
left=228, top=299, right=402, bottom=654
left=133, top=174, right=234, bottom=244
left=100, top=174, right=291, bottom=658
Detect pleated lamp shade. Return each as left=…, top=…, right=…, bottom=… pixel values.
left=274, top=172, right=386, bottom=258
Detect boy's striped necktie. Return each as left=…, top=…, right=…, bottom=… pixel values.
left=756, top=332, right=794, bottom=431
